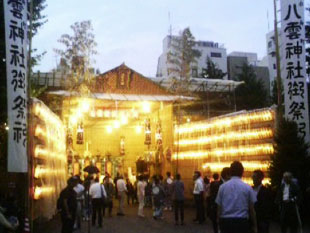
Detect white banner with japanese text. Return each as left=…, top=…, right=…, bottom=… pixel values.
left=281, top=0, right=310, bottom=143
left=4, top=0, right=28, bottom=172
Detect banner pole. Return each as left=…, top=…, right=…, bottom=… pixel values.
left=27, top=0, right=34, bottom=232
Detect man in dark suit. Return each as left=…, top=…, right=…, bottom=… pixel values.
left=207, top=168, right=230, bottom=233
left=275, top=172, right=302, bottom=233
left=252, top=170, right=272, bottom=233
left=59, top=177, right=78, bottom=233
left=207, top=173, right=221, bottom=233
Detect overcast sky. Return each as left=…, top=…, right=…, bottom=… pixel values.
left=33, top=0, right=275, bottom=77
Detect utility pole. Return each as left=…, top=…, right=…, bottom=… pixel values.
left=27, top=1, right=34, bottom=232
left=273, top=0, right=283, bottom=111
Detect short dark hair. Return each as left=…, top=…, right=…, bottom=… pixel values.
left=213, top=173, right=219, bottom=180
left=176, top=174, right=181, bottom=180
left=253, top=170, right=264, bottom=180
left=203, top=176, right=210, bottom=184
left=230, top=161, right=244, bottom=177
left=67, top=176, right=77, bottom=185
left=195, top=171, right=201, bottom=177
left=166, top=172, right=171, bottom=177
left=221, top=167, right=230, bottom=180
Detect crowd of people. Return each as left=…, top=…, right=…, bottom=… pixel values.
left=56, top=161, right=306, bottom=233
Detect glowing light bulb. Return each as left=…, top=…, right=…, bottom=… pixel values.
left=120, top=115, right=128, bottom=125
left=81, top=100, right=90, bottom=112
left=97, top=109, right=103, bottom=118
left=90, top=110, right=96, bottom=118
left=136, top=125, right=142, bottom=134
left=141, top=101, right=151, bottom=113
left=70, top=116, right=78, bottom=125
left=113, top=120, right=120, bottom=129
left=106, top=125, right=113, bottom=134
left=104, top=110, right=111, bottom=118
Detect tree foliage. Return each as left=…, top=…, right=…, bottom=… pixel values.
left=269, top=118, right=310, bottom=192
left=54, top=20, right=97, bottom=87
left=167, top=27, right=201, bottom=93
left=29, top=0, right=48, bottom=35
left=235, top=64, right=269, bottom=110
left=201, top=57, right=226, bottom=79
left=29, top=0, right=47, bottom=67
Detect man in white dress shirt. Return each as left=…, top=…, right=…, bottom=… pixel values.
left=216, top=161, right=257, bottom=233
left=89, top=177, right=107, bottom=228
left=193, top=171, right=205, bottom=224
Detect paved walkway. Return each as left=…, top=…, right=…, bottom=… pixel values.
left=36, top=202, right=308, bottom=233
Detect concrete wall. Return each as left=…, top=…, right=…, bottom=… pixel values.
left=156, top=35, right=228, bottom=79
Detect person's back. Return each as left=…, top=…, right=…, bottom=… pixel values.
left=89, top=182, right=100, bottom=198
left=216, top=161, right=257, bottom=233
left=59, top=186, right=77, bottom=217
left=104, top=182, right=114, bottom=200
left=217, top=177, right=254, bottom=218
left=173, top=179, right=184, bottom=201
left=153, top=183, right=165, bottom=207
left=117, top=178, right=127, bottom=192
left=209, top=180, right=220, bottom=201
left=172, top=174, right=185, bottom=225
left=126, top=180, right=134, bottom=195
left=59, top=177, right=78, bottom=233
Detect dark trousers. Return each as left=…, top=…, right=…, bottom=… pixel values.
left=194, top=194, right=205, bottom=223
left=103, top=200, right=113, bottom=216
left=61, top=216, right=75, bottom=233
left=219, top=218, right=249, bottom=233
left=92, top=198, right=103, bottom=227
left=174, top=200, right=184, bottom=223
left=280, top=202, right=299, bottom=233
left=257, top=220, right=270, bottom=233
left=212, top=219, right=219, bottom=233
left=127, top=193, right=135, bottom=205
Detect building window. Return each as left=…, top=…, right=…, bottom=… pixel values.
left=273, top=64, right=276, bottom=69
left=192, top=68, right=198, bottom=77
left=210, top=52, right=222, bottom=58
left=268, top=41, right=273, bottom=48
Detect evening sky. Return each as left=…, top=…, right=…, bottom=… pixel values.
left=33, top=0, right=275, bottom=77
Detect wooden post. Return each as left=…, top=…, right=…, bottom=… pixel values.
left=27, top=0, right=34, bottom=232
left=274, top=0, right=283, bottom=110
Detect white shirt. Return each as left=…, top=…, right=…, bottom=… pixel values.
left=216, top=177, right=257, bottom=219
left=166, top=177, right=173, bottom=185
left=89, top=182, right=107, bottom=199
left=117, top=179, right=127, bottom=192
left=137, top=181, right=146, bottom=197
left=74, top=183, right=85, bottom=200
left=283, top=184, right=290, bottom=201
left=193, top=177, right=204, bottom=194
